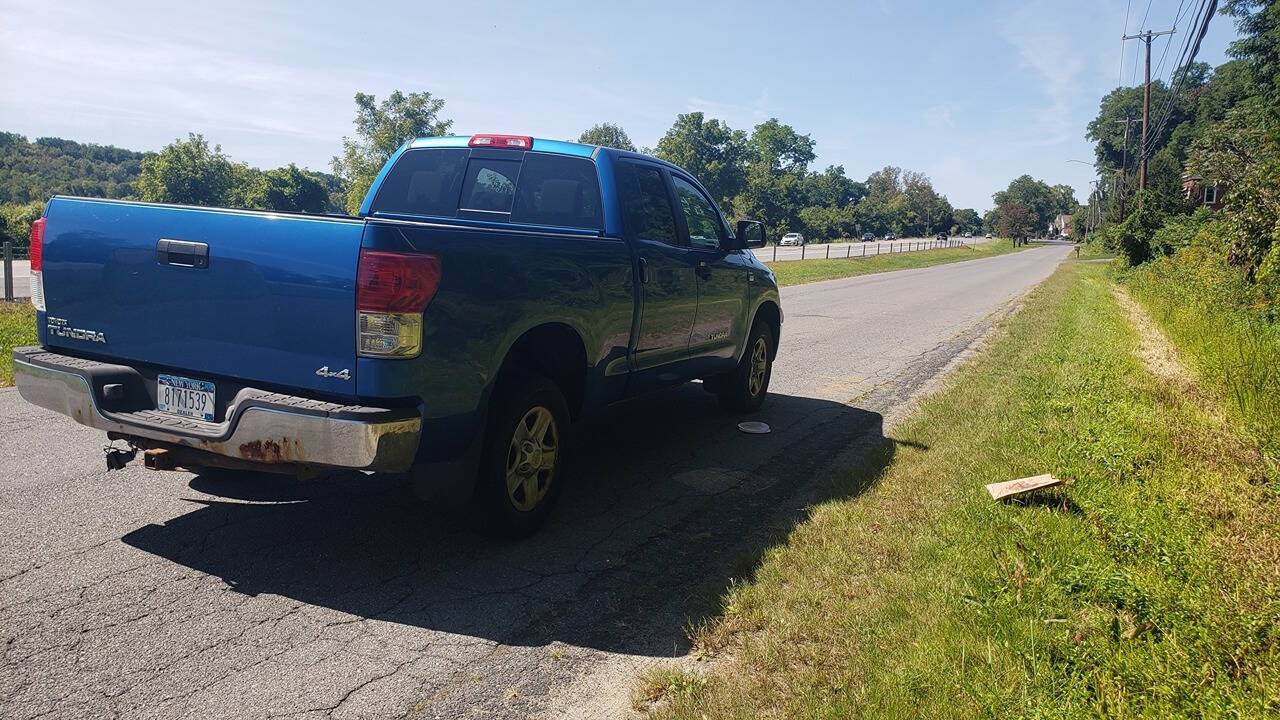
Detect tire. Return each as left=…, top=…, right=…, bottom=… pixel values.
left=474, top=374, right=569, bottom=538
left=715, top=322, right=774, bottom=413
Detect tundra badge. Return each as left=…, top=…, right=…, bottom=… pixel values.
left=46, top=316, right=106, bottom=343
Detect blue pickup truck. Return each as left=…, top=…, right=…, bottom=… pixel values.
left=13, top=133, right=781, bottom=535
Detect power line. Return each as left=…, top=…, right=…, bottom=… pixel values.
left=1143, top=0, right=1216, bottom=158
left=1153, top=0, right=1190, bottom=78
left=1119, top=0, right=1134, bottom=87
left=1138, top=0, right=1155, bottom=31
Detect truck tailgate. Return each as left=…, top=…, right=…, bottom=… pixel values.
left=40, top=197, right=365, bottom=397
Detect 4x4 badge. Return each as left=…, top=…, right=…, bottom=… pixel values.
left=315, top=366, right=350, bottom=381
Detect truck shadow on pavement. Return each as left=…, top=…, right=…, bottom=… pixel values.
left=122, top=383, right=894, bottom=657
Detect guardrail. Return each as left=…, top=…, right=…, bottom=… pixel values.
left=756, top=238, right=970, bottom=263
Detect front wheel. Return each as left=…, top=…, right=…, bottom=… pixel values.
left=715, top=323, right=774, bottom=413
left=475, top=375, right=569, bottom=538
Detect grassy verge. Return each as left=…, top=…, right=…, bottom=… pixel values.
left=768, top=239, right=1023, bottom=286
left=1, top=301, right=36, bottom=387
left=645, top=261, right=1280, bottom=718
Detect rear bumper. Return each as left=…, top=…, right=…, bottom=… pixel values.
left=12, top=347, right=421, bottom=473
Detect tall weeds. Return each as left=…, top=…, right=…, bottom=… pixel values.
left=1127, top=248, right=1280, bottom=458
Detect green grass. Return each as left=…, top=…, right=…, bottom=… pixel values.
left=767, top=239, right=1024, bottom=286
left=0, top=301, right=36, bottom=387
left=645, top=261, right=1280, bottom=718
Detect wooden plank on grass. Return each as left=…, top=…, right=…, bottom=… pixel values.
left=986, top=473, right=1062, bottom=501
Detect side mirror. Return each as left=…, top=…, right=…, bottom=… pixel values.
left=735, top=220, right=766, bottom=249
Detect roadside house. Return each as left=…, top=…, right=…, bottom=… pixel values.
left=1181, top=173, right=1226, bottom=211
left=1052, top=213, right=1073, bottom=238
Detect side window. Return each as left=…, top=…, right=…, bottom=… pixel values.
left=368, top=148, right=468, bottom=217
left=459, top=158, right=520, bottom=213
left=672, top=176, right=723, bottom=250
left=617, top=162, right=679, bottom=246
left=511, top=154, right=602, bottom=229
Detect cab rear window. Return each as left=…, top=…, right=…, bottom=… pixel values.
left=370, top=148, right=602, bottom=230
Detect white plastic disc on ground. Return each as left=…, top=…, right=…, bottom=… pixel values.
left=737, top=421, right=771, bottom=434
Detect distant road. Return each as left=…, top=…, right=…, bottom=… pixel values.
left=1, top=259, right=31, bottom=299
left=753, top=237, right=982, bottom=263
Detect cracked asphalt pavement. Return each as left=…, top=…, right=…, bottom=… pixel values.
left=0, top=244, right=1071, bottom=719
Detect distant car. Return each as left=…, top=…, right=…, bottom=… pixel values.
left=963, top=232, right=973, bottom=238
left=883, top=232, right=896, bottom=240
left=861, top=232, right=875, bottom=242
left=985, top=232, right=993, bottom=238
left=936, top=232, right=948, bottom=241
left=779, top=232, right=805, bottom=246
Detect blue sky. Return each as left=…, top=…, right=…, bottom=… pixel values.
left=0, top=0, right=1240, bottom=211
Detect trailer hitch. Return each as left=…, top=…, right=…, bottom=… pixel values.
left=104, top=441, right=137, bottom=471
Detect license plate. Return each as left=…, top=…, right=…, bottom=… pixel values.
left=157, top=374, right=216, bottom=421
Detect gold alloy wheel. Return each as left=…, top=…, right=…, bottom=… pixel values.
left=748, top=336, right=769, bottom=396
left=505, top=405, right=558, bottom=512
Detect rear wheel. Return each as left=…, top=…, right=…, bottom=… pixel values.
left=475, top=374, right=568, bottom=537
left=714, top=322, right=774, bottom=413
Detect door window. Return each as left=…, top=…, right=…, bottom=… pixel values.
left=617, top=163, right=679, bottom=246
left=672, top=176, right=723, bottom=250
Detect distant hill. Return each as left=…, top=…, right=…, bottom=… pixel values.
left=0, top=132, right=146, bottom=204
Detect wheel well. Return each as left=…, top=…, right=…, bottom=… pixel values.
left=495, top=324, right=588, bottom=418
left=753, top=301, right=781, bottom=359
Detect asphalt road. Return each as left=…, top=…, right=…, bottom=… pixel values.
left=0, top=260, right=30, bottom=299
left=0, top=243, right=1072, bottom=720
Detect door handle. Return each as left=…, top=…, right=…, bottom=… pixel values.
left=637, top=257, right=649, bottom=284
left=695, top=261, right=711, bottom=280
left=156, top=238, right=209, bottom=268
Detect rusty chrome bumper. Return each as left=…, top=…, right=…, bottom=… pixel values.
left=12, top=347, right=421, bottom=473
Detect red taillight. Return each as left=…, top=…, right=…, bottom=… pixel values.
left=29, top=217, right=45, bottom=272
left=468, top=134, right=533, bottom=150
left=356, top=250, right=441, bottom=312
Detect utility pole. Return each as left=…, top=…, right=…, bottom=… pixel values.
left=1123, top=28, right=1175, bottom=210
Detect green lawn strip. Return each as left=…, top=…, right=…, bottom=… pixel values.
left=767, top=239, right=1024, bottom=287
left=649, top=262, right=1280, bottom=718
left=0, top=302, right=36, bottom=387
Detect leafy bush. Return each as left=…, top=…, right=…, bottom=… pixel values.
left=0, top=201, right=44, bottom=250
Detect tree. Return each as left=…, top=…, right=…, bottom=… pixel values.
left=654, top=112, right=748, bottom=212
left=802, top=165, right=863, bottom=209
left=137, top=134, right=234, bottom=206
left=982, top=207, right=1000, bottom=234
left=1222, top=0, right=1280, bottom=104
left=993, top=175, right=1061, bottom=234
left=238, top=164, right=330, bottom=213
left=577, top=123, right=636, bottom=151
left=902, top=170, right=953, bottom=236
left=996, top=202, right=1035, bottom=245
left=332, top=91, right=453, bottom=214
left=952, top=208, right=981, bottom=235
left=734, top=119, right=817, bottom=236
